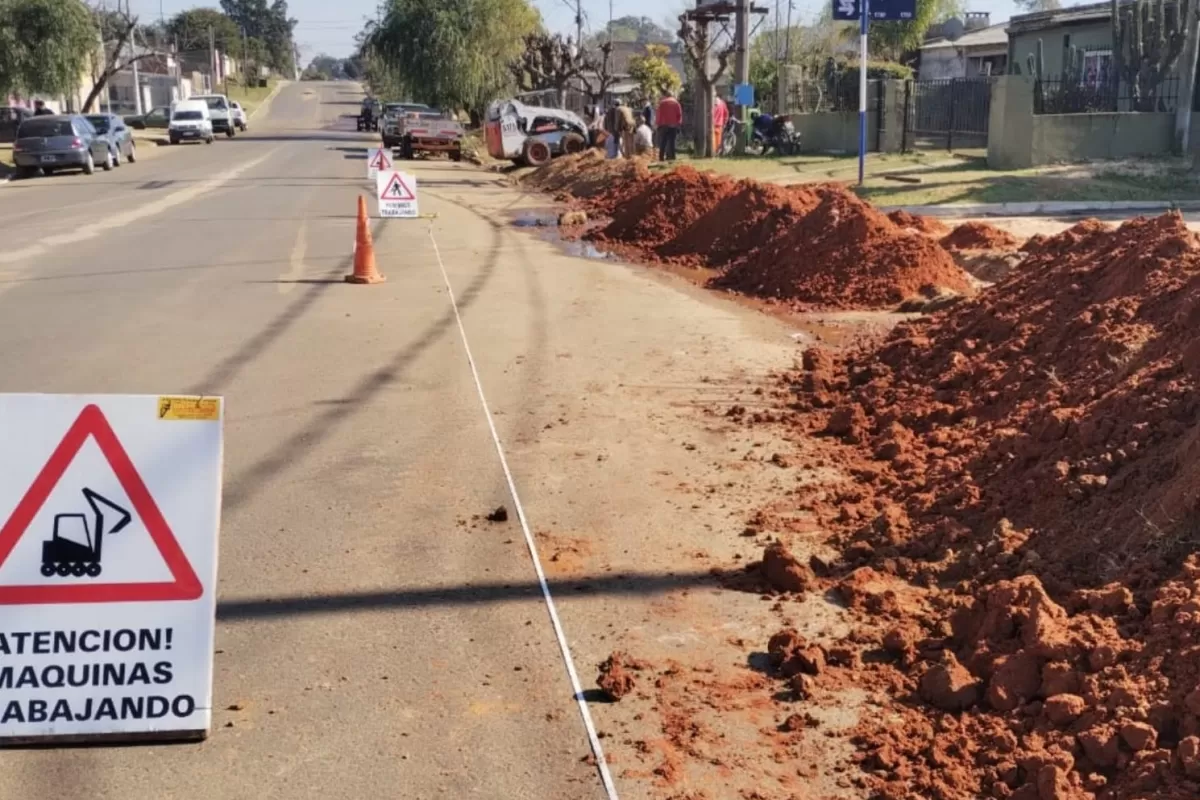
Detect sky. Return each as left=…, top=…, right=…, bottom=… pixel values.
left=130, top=0, right=1027, bottom=60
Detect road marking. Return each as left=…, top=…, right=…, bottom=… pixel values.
left=0, top=149, right=280, bottom=268
left=427, top=226, right=620, bottom=800
left=279, top=221, right=309, bottom=294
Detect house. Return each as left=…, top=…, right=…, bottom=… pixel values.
left=1005, top=2, right=1120, bottom=80
left=919, top=13, right=1008, bottom=79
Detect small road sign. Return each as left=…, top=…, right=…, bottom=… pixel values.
left=376, top=170, right=419, bottom=219
left=366, top=147, right=392, bottom=179
left=0, top=395, right=222, bottom=745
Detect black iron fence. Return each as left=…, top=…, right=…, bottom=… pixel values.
left=1034, top=76, right=1180, bottom=114
left=903, top=77, right=992, bottom=151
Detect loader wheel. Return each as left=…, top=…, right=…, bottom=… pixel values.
left=87, top=563, right=102, bottom=577
left=522, top=138, right=552, bottom=167
left=561, top=133, right=586, bottom=155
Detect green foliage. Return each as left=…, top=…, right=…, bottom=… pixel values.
left=365, top=0, right=539, bottom=113
left=585, top=15, right=674, bottom=48
left=627, top=43, right=680, bottom=101
left=220, top=0, right=295, bottom=74
left=848, top=59, right=914, bottom=79
left=168, top=8, right=242, bottom=53
left=868, top=0, right=962, bottom=61
left=0, top=0, right=97, bottom=97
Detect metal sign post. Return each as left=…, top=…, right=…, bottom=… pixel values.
left=833, top=0, right=916, bottom=185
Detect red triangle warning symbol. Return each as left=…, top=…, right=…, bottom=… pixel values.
left=368, top=149, right=392, bottom=170
left=0, top=405, right=203, bottom=605
left=379, top=172, right=416, bottom=201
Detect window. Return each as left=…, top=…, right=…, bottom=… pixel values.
left=18, top=119, right=73, bottom=137
left=1082, top=49, right=1112, bottom=88
left=86, top=116, right=110, bottom=133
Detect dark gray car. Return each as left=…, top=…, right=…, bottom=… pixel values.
left=12, top=115, right=113, bottom=178
left=86, top=113, right=137, bottom=166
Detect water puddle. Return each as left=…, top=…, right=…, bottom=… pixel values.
left=508, top=209, right=614, bottom=260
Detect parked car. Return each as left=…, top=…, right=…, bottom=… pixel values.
left=168, top=100, right=214, bottom=145
left=190, top=94, right=235, bottom=137
left=12, top=115, right=113, bottom=177
left=230, top=101, right=248, bottom=132
left=85, top=113, right=137, bottom=166
left=124, top=105, right=170, bottom=130
left=0, top=106, right=33, bottom=143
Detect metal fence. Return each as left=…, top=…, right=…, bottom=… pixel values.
left=903, top=77, right=992, bottom=151
left=1034, top=76, right=1180, bottom=114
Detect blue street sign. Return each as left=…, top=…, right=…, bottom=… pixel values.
left=832, top=0, right=915, bottom=21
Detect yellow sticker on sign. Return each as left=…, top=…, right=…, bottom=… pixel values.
left=157, top=396, right=221, bottom=422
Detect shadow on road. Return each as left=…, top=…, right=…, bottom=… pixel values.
left=216, top=570, right=718, bottom=621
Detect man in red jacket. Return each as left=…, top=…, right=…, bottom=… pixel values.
left=655, top=91, right=683, bottom=161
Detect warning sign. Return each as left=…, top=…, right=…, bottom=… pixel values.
left=366, top=147, right=392, bottom=179
left=0, top=395, right=222, bottom=743
left=376, top=170, right=419, bottom=219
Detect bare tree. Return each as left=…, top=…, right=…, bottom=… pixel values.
left=84, top=2, right=160, bottom=112
left=509, top=32, right=585, bottom=107
left=678, top=10, right=735, bottom=157
left=579, top=40, right=618, bottom=107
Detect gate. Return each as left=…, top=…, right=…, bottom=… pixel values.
left=903, top=77, right=992, bottom=151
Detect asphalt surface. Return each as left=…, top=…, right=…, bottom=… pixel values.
left=0, top=81, right=609, bottom=800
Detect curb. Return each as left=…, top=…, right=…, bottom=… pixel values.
left=879, top=200, right=1200, bottom=218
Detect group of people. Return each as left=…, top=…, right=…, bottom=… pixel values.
left=588, top=92, right=728, bottom=162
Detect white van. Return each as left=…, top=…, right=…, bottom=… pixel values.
left=190, top=94, right=235, bottom=137
left=168, top=100, right=214, bottom=145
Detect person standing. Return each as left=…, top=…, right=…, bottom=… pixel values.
left=616, top=99, right=637, bottom=158
left=602, top=100, right=623, bottom=159
left=634, top=119, right=654, bottom=156
left=712, top=95, right=729, bottom=155
left=33, top=99, right=54, bottom=116
left=655, top=91, right=682, bottom=161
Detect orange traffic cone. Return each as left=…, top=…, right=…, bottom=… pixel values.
left=345, top=195, right=386, bottom=284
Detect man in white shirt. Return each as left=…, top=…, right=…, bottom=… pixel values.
left=633, top=121, right=654, bottom=156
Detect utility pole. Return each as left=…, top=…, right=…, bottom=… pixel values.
left=575, top=0, right=584, bottom=53
left=128, top=0, right=143, bottom=115
left=243, top=27, right=249, bottom=86
left=733, top=0, right=751, bottom=152
left=209, top=25, right=216, bottom=94
left=1175, top=1, right=1200, bottom=154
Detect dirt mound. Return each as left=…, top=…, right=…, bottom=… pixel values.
left=523, top=150, right=653, bottom=204
left=657, top=181, right=823, bottom=267
left=713, top=186, right=972, bottom=308
left=596, top=651, right=650, bottom=701
left=940, top=221, right=1021, bottom=251
left=592, top=167, right=738, bottom=248
left=778, top=211, right=1200, bottom=797
left=887, top=209, right=951, bottom=237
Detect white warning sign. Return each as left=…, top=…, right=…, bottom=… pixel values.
left=366, top=147, right=392, bottom=179
left=0, top=394, right=222, bottom=743
left=376, top=170, right=419, bottom=219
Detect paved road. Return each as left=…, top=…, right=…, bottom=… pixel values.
left=0, top=81, right=610, bottom=800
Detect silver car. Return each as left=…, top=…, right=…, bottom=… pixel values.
left=85, top=113, right=137, bottom=166
left=12, top=115, right=113, bottom=177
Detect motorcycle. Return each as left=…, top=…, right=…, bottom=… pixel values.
left=718, top=114, right=801, bottom=157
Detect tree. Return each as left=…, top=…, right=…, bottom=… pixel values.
left=1011, top=0, right=1061, bottom=11
left=365, top=0, right=539, bottom=117
left=83, top=0, right=162, bottom=111
left=220, top=0, right=294, bottom=74
left=579, top=40, right=617, bottom=104
left=509, top=32, right=583, bottom=105
left=0, top=0, right=98, bottom=98
left=595, top=15, right=675, bottom=45
left=167, top=8, right=241, bottom=53
left=868, top=0, right=961, bottom=61
left=678, top=10, right=735, bottom=156
left=627, top=43, right=681, bottom=102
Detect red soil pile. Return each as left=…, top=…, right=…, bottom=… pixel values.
left=887, top=209, right=951, bottom=237
left=940, top=220, right=1021, bottom=250
left=596, top=651, right=650, bottom=701
left=776, top=212, right=1200, bottom=798
left=713, top=186, right=972, bottom=308
left=522, top=150, right=652, bottom=204
left=657, top=180, right=822, bottom=268
left=592, top=166, right=737, bottom=247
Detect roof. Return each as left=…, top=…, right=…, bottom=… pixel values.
left=1006, top=0, right=1121, bottom=34
left=921, top=22, right=1009, bottom=51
